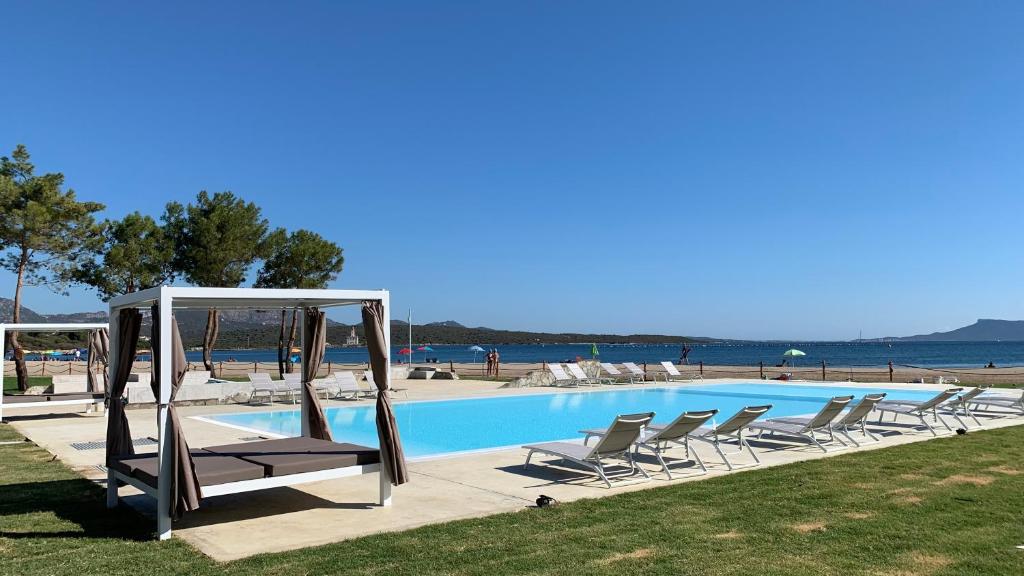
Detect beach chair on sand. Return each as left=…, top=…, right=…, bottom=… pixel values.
left=690, top=405, right=772, bottom=470
left=803, top=393, right=888, bottom=447
left=546, top=363, right=585, bottom=387
left=967, top=388, right=1024, bottom=416
left=660, top=361, right=702, bottom=382
left=747, top=395, right=854, bottom=452
left=247, top=373, right=291, bottom=404
left=565, top=363, right=609, bottom=385
left=581, top=410, right=718, bottom=479
left=523, top=412, right=654, bottom=488
left=875, top=388, right=964, bottom=436
left=622, top=362, right=647, bottom=382
left=332, top=371, right=374, bottom=400
left=599, top=363, right=633, bottom=384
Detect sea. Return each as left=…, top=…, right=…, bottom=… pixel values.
left=167, top=341, right=1024, bottom=369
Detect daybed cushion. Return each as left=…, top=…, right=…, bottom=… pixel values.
left=2, top=393, right=104, bottom=404
left=203, top=437, right=381, bottom=477
left=109, top=450, right=267, bottom=488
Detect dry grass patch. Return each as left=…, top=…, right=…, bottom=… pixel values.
left=791, top=521, right=827, bottom=534
left=711, top=530, right=743, bottom=540
left=898, top=473, right=923, bottom=481
left=934, top=474, right=994, bottom=487
left=594, top=548, right=654, bottom=565
left=886, top=488, right=924, bottom=505
left=986, top=465, right=1021, bottom=476
left=877, top=551, right=952, bottom=576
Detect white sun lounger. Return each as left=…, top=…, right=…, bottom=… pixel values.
left=247, top=373, right=295, bottom=404
left=747, top=395, right=854, bottom=452
left=523, top=412, right=654, bottom=487
left=598, top=363, right=634, bottom=384
left=968, top=388, right=1024, bottom=416
left=659, top=361, right=702, bottom=382
left=364, top=371, right=407, bottom=398
left=689, top=405, right=772, bottom=470
left=332, top=371, right=375, bottom=400
left=875, top=388, right=965, bottom=436
left=565, top=363, right=609, bottom=385
left=772, top=393, right=888, bottom=447
left=546, top=363, right=586, bottom=387
left=582, top=409, right=719, bottom=479
left=622, top=362, right=647, bottom=382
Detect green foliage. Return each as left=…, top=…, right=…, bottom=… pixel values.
left=162, top=191, right=271, bottom=287
left=72, top=211, right=175, bottom=299
left=255, top=229, right=344, bottom=289
left=0, top=145, right=105, bottom=293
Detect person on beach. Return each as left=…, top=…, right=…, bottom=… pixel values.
left=493, top=348, right=500, bottom=377
left=485, top=349, right=494, bottom=376
left=679, top=344, right=691, bottom=365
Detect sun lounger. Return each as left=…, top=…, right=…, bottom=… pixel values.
left=582, top=409, right=719, bottom=479
left=689, top=405, right=772, bottom=470
left=523, top=412, right=654, bottom=487
left=364, top=371, right=406, bottom=398
left=967, top=388, right=1024, bottom=416
left=109, top=437, right=387, bottom=503
left=875, top=388, right=964, bottom=435
left=247, top=373, right=294, bottom=404
left=622, top=362, right=647, bottom=382
left=659, top=361, right=702, bottom=382
left=747, top=395, right=854, bottom=452
left=0, top=392, right=105, bottom=422
left=944, top=386, right=990, bottom=428
left=769, top=393, right=888, bottom=447
left=598, top=363, right=633, bottom=384
left=565, top=363, right=609, bottom=385
left=546, top=363, right=586, bottom=387
left=332, top=371, right=375, bottom=400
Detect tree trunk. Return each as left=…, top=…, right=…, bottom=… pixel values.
left=277, top=310, right=287, bottom=379
left=202, top=309, right=219, bottom=372
left=12, top=252, right=29, bottom=391
left=284, top=309, right=298, bottom=374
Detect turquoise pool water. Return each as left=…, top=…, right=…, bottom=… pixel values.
left=204, top=383, right=939, bottom=459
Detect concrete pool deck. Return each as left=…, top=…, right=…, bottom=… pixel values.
left=7, top=378, right=1024, bottom=561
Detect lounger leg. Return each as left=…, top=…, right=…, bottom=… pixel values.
left=919, top=414, right=938, bottom=436
left=712, top=440, right=734, bottom=471
left=593, top=459, right=612, bottom=488
left=743, top=437, right=761, bottom=465
left=690, top=444, right=708, bottom=473
left=106, top=468, right=118, bottom=508
left=839, top=429, right=860, bottom=448
left=628, top=451, right=650, bottom=479
left=379, top=468, right=392, bottom=507
left=524, top=449, right=535, bottom=469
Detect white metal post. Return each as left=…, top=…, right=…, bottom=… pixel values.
left=381, top=294, right=393, bottom=506
left=0, top=325, right=5, bottom=423
left=105, top=311, right=120, bottom=508
left=300, top=307, right=309, bottom=438
left=156, top=290, right=174, bottom=540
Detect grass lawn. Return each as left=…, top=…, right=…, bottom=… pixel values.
left=2, top=424, right=1024, bottom=575
left=3, top=376, right=52, bottom=394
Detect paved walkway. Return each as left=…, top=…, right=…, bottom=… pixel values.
left=8, top=378, right=1023, bottom=561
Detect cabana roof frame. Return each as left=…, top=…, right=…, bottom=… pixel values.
left=106, top=286, right=393, bottom=541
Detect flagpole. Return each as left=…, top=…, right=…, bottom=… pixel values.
left=408, top=309, right=413, bottom=366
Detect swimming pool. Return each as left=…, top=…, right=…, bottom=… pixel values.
left=202, top=383, right=939, bottom=459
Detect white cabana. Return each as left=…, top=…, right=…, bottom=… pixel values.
left=104, top=286, right=406, bottom=540
left=0, top=322, right=109, bottom=422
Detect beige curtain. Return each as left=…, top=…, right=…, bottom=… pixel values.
left=301, top=308, right=333, bottom=441
left=105, top=310, right=141, bottom=466
left=150, top=306, right=203, bottom=519
left=86, top=328, right=109, bottom=394
left=361, top=300, right=408, bottom=485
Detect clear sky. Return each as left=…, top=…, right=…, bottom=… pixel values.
left=2, top=1, right=1023, bottom=340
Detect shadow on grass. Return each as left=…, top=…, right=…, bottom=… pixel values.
left=0, top=478, right=154, bottom=542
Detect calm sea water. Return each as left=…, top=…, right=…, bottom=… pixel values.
left=177, top=341, right=1024, bottom=369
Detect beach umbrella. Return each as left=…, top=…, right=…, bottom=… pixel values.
left=783, top=348, right=805, bottom=366
left=591, top=343, right=600, bottom=358
left=468, top=345, right=485, bottom=362
left=417, top=345, right=434, bottom=362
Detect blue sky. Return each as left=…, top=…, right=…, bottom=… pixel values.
left=2, top=1, right=1023, bottom=340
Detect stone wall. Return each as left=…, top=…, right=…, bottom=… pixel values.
left=503, top=360, right=603, bottom=388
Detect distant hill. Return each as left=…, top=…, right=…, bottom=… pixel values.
left=888, top=319, right=1024, bottom=342
left=1, top=298, right=719, bottom=348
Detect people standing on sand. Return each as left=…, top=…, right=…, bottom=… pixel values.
left=493, top=348, right=500, bottom=377
left=485, top=349, right=494, bottom=376
left=679, top=343, right=691, bottom=365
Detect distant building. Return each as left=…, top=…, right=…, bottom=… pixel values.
left=345, top=327, right=359, bottom=347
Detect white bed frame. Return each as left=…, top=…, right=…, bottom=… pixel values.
left=104, top=286, right=393, bottom=540
left=0, top=322, right=108, bottom=422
